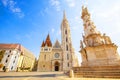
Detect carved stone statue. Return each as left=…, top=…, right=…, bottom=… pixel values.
left=81, top=6, right=90, bottom=19
left=103, top=33, right=112, bottom=44
left=80, top=40, right=84, bottom=49
left=81, top=49, right=88, bottom=62
left=82, top=34, right=88, bottom=46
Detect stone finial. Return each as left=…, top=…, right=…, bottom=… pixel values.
left=81, top=6, right=90, bottom=19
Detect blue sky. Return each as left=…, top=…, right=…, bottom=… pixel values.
left=0, top=0, right=120, bottom=64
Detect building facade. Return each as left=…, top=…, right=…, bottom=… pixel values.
left=0, top=44, right=35, bottom=72
left=37, top=12, right=78, bottom=72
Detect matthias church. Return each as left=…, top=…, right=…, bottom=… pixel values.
left=37, top=12, right=79, bottom=72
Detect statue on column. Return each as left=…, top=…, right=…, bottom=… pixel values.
left=103, top=33, right=112, bottom=44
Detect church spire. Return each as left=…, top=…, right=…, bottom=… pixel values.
left=61, top=9, right=76, bottom=71
left=63, top=10, right=66, bottom=19
left=45, top=34, right=52, bottom=47
left=41, top=41, right=45, bottom=47
left=46, top=34, right=50, bottom=41
left=61, top=10, right=69, bottom=29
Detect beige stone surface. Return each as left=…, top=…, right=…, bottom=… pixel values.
left=81, top=44, right=120, bottom=67
left=0, top=72, right=120, bottom=80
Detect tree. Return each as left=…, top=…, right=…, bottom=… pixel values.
left=0, top=63, right=4, bottom=69
left=0, top=50, right=5, bottom=62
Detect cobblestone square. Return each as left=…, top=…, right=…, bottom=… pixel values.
left=0, top=72, right=120, bottom=80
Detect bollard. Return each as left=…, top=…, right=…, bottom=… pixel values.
left=69, top=69, right=74, bottom=78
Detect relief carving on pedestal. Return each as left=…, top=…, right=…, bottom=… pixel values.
left=81, top=49, right=88, bottom=62
left=95, top=50, right=107, bottom=58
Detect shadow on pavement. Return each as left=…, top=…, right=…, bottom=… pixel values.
left=0, top=74, right=56, bottom=78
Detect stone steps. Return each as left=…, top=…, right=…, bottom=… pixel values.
left=75, top=73, right=120, bottom=76
left=74, top=75, right=120, bottom=78
left=74, top=73, right=120, bottom=78
left=73, top=66, right=120, bottom=78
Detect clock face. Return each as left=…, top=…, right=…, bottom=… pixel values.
left=55, top=53, right=59, bottom=58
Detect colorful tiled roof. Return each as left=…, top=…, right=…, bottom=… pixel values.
left=0, top=44, right=21, bottom=50
left=41, top=34, right=52, bottom=47
left=41, top=41, right=45, bottom=47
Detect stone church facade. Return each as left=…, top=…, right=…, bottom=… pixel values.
left=37, top=12, right=78, bottom=72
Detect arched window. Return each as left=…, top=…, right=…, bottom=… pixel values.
left=66, top=45, right=68, bottom=51
left=66, top=37, right=68, bottom=42
left=7, top=55, right=10, bottom=57
left=13, top=60, right=15, bottom=63
left=11, top=66, right=13, bottom=70
left=67, top=54, right=69, bottom=60
left=5, top=59, right=8, bottom=63
left=68, top=63, right=69, bottom=67
left=65, top=30, right=67, bottom=35
left=44, top=55, right=46, bottom=60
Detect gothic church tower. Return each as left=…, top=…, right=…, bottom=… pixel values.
left=37, top=34, right=52, bottom=71
left=37, top=12, right=78, bottom=72
left=61, top=11, right=75, bottom=71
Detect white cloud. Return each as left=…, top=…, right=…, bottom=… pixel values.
left=2, top=0, right=8, bottom=6
left=25, top=34, right=32, bottom=39
left=1, top=0, right=24, bottom=18
left=57, top=29, right=61, bottom=36
left=65, top=0, right=76, bottom=7
left=50, top=0, right=61, bottom=11
left=39, top=8, right=50, bottom=16
left=51, top=28, right=55, bottom=33
left=17, top=13, right=25, bottom=18
left=91, top=1, right=120, bottom=34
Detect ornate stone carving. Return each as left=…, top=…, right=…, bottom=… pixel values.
left=80, top=40, right=84, bottom=49
left=80, top=6, right=120, bottom=67
left=80, top=49, right=87, bottom=62
left=81, top=6, right=90, bottom=19
left=103, top=33, right=112, bottom=44
left=82, top=34, right=88, bottom=46
left=81, top=6, right=100, bottom=37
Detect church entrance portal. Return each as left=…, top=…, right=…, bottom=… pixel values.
left=54, top=61, right=60, bottom=71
